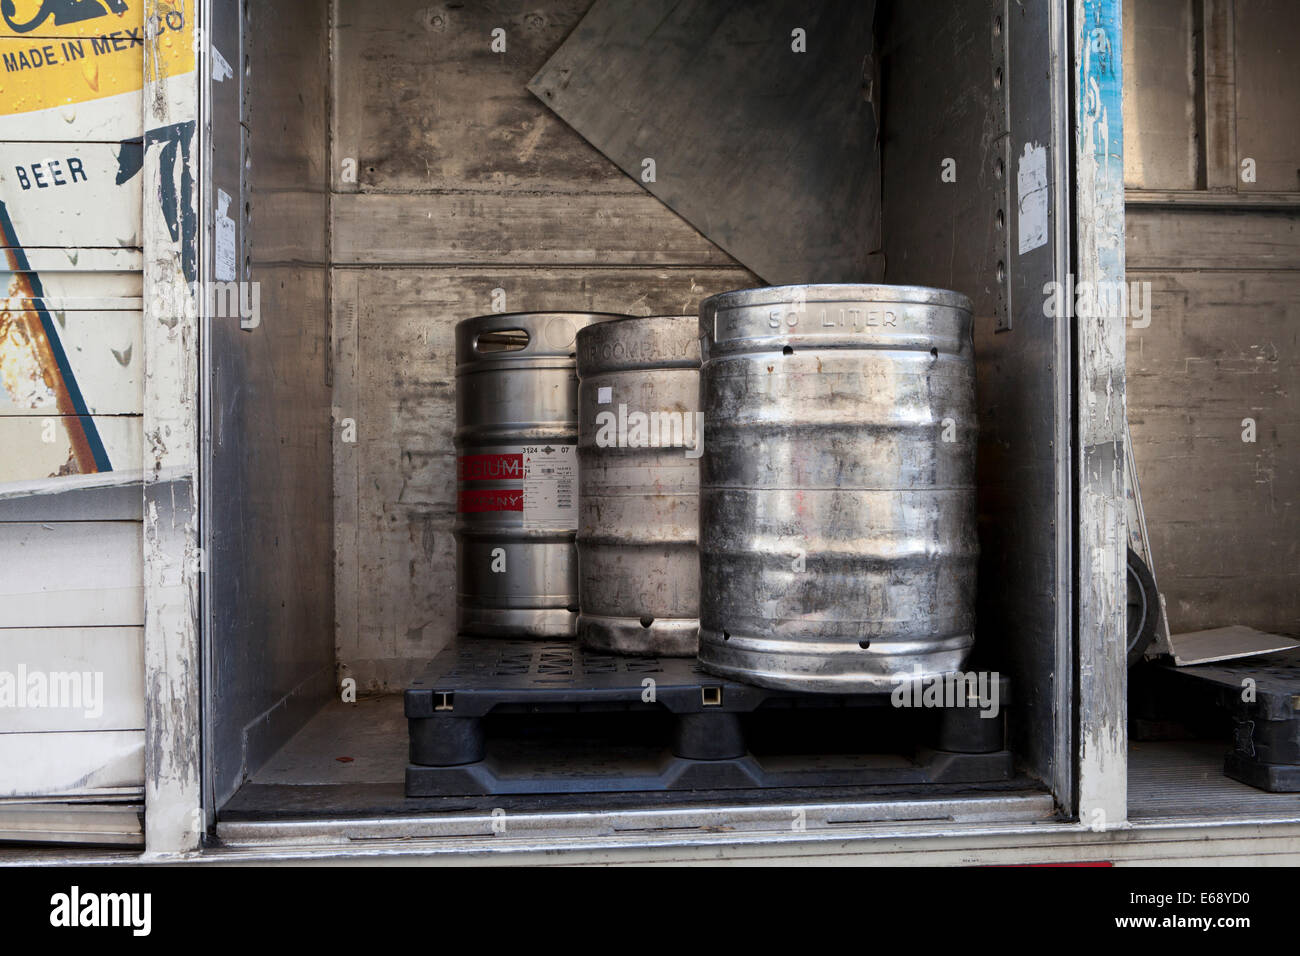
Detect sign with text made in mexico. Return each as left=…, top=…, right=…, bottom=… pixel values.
left=0, top=0, right=194, bottom=140
left=0, top=3, right=194, bottom=484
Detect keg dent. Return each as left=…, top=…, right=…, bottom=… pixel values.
left=696, top=284, right=978, bottom=693
left=576, top=315, right=702, bottom=657
left=454, top=311, right=625, bottom=637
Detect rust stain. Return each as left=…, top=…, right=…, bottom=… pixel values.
left=0, top=254, right=97, bottom=473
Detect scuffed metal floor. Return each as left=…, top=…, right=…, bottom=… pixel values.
left=1128, top=740, right=1300, bottom=820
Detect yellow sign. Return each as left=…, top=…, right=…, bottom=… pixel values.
left=0, top=0, right=192, bottom=117
left=2, top=0, right=134, bottom=39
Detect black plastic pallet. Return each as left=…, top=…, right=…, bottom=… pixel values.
left=405, top=639, right=1013, bottom=797
left=1146, top=649, right=1300, bottom=792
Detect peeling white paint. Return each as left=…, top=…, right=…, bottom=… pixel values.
left=141, top=1, right=202, bottom=856
left=1075, top=0, right=1128, bottom=829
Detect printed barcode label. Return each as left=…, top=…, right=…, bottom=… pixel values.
left=522, top=445, right=577, bottom=530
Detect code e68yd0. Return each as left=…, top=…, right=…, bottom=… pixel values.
left=1200, top=892, right=1249, bottom=904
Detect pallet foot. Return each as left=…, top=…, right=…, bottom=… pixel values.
left=672, top=712, right=745, bottom=760
left=409, top=716, right=484, bottom=766
left=1224, top=753, right=1300, bottom=793
left=937, top=692, right=1007, bottom=754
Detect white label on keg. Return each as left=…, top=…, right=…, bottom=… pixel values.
left=521, top=445, right=577, bottom=530
left=597, top=386, right=613, bottom=405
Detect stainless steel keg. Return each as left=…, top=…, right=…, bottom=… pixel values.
left=576, top=315, right=701, bottom=657
left=697, top=284, right=978, bottom=692
left=455, top=311, right=622, bottom=637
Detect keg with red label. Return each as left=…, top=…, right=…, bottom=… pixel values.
left=454, top=311, right=624, bottom=636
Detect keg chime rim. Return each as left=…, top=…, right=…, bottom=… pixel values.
left=701, top=283, right=974, bottom=316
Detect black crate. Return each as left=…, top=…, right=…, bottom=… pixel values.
left=405, top=639, right=1013, bottom=797
left=1146, top=650, right=1300, bottom=792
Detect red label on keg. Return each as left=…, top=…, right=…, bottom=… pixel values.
left=458, top=453, right=523, bottom=481
left=458, top=489, right=524, bottom=512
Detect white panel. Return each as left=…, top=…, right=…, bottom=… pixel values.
left=0, top=471, right=143, bottom=521
left=0, top=86, right=142, bottom=143
left=0, top=416, right=143, bottom=483
left=0, top=521, right=143, bottom=627
left=0, top=311, right=143, bottom=416
left=0, top=142, right=143, bottom=249
left=3, top=249, right=144, bottom=311
left=0, top=802, right=142, bottom=845
left=0, top=730, right=143, bottom=797
left=0, top=626, right=143, bottom=732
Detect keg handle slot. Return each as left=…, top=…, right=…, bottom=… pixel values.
left=474, top=327, right=531, bottom=354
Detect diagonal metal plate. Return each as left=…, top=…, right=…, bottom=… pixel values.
left=528, top=0, right=880, bottom=285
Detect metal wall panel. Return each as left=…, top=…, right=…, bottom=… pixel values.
left=1122, top=3, right=1300, bottom=653
left=1127, top=222, right=1300, bottom=638
left=205, top=0, right=334, bottom=809
left=331, top=266, right=753, bottom=689
left=526, top=0, right=881, bottom=285
left=1121, top=0, right=1198, bottom=190
left=1234, top=0, right=1300, bottom=193
left=879, top=0, right=1073, bottom=807
left=329, top=0, right=758, bottom=690
left=330, top=0, right=616, bottom=195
